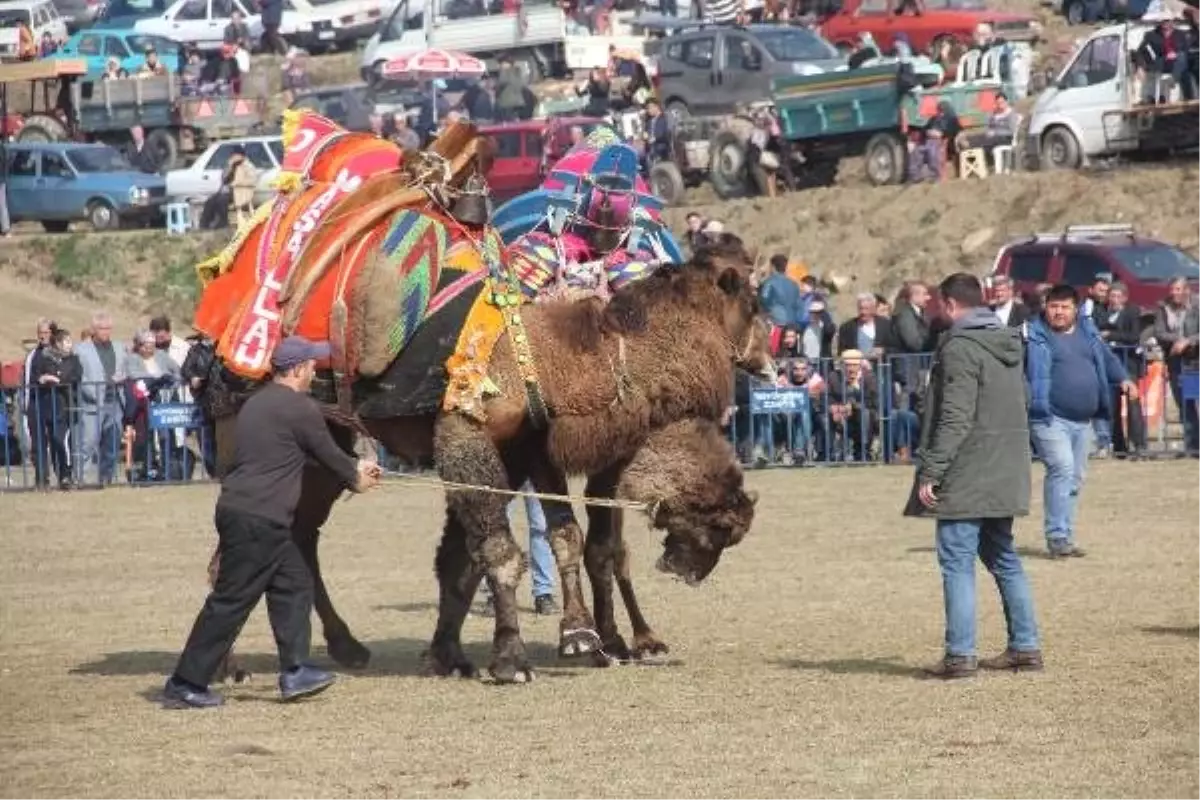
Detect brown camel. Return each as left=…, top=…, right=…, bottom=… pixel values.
left=206, top=238, right=771, bottom=683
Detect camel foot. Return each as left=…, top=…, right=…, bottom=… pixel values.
left=420, top=641, right=478, bottom=679
left=591, top=633, right=631, bottom=667
left=326, top=632, right=371, bottom=669
left=632, top=633, right=670, bottom=661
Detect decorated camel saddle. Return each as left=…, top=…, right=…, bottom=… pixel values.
left=492, top=126, right=685, bottom=303
left=192, top=110, right=521, bottom=421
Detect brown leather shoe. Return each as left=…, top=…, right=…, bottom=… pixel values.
left=922, top=655, right=978, bottom=679
left=979, top=649, right=1044, bottom=672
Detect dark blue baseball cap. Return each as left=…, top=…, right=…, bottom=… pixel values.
left=271, top=336, right=331, bottom=371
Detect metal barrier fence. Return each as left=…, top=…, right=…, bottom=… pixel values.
left=1, top=350, right=1196, bottom=490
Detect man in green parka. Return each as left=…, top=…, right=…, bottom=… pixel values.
left=905, top=272, right=1042, bottom=679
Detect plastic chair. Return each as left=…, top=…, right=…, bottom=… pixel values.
left=165, top=202, right=193, bottom=235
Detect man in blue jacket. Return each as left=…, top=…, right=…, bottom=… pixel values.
left=1025, top=284, right=1137, bottom=558
left=758, top=254, right=802, bottom=329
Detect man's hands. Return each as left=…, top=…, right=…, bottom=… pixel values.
left=1121, top=380, right=1139, bottom=399
left=38, top=374, right=60, bottom=385
left=355, top=460, right=383, bottom=492
left=1171, top=339, right=1191, bottom=356
left=918, top=481, right=939, bottom=509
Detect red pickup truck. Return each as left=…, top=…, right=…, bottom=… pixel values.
left=818, top=0, right=1039, bottom=55
left=480, top=115, right=605, bottom=201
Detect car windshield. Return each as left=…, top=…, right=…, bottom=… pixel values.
left=1110, top=244, right=1200, bottom=283
left=755, top=28, right=838, bottom=62
left=0, top=9, right=30, bottom=26
left=128, top=34, right=180, bottom=55
left=67, top=147, right=134, bottom=173
left=103, top=0, right=170, bottom=16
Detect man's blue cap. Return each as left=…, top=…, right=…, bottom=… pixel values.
left=271, top=336, right=331, bottom=371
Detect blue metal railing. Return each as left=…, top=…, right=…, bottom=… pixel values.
left=0, top=346, right=1193, bottom=490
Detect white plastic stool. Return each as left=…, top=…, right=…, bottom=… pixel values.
left=165, top=202, right=193, bottom=235
left=992, top=145, right=1015, bottom=174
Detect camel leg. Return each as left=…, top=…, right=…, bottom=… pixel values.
left=614, top=515, right=670, bottom=660
left=422, top=508, right=485, bottom=678
left=526, top=464, right=599, bottom=658
left=431, top=414, right=534, bottom=684
left=583, top=464, right=632, bottom=666
left=293, top=428, right=370, bottom=669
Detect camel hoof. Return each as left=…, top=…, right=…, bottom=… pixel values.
left=632, top=636, right=670, bottom=661
left=327, top=635, right=372, bottom=670
left=592, top=634, right=632, bottom=667
left=420, top=647, right=476, bottom=679
left=558, top=627, right=601, bottom=658
left=489, top=662, right=535, bottom=685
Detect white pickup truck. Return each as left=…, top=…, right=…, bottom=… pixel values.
left=1028, top=15, right=1199, bottom=169
left=360, top=0, right=647, bottom=81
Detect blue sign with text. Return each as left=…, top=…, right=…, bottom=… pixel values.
left=750, top=389, right=809, bottom=415
left=149, top=403, right=202, bottom=430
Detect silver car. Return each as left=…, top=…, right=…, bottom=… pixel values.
left=647, top=23, right=846, bottom=118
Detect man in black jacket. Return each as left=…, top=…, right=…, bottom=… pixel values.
left=1137, top=18, right=1197, bottom=101
left=163, top=337, right=382, bottom=709
left=837, top=292, right=893, bottom=359
left=989, top=275, right=1029, bottom=329
left=30, top=326, right=82, bottom=490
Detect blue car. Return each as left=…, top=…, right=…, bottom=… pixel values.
left=49, top=28, right=181, bottom=80
left=4, top=143, right=168, bottom=231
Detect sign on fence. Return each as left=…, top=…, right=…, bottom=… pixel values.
left=148, top=403, right=203, bottom=431
left=750, top=389, right=809, bottom=414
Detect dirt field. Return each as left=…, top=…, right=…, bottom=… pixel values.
left=0, top=462, right=1196, bottom=798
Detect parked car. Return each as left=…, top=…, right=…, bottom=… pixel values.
left=99, top=0, right=267, bottom=50
left=165, top=133, right=280, bottom=205
left=646, top=22, right=845, bottom=118
left=479, top=116, right=604, bottom=201
left=4, top=142, right=168, bottom=230
left=1045, top=0, right=1156, bottom=27
left=0, top=0, right=70, bottom=60
left=287, top=80, right=423, bottom=131
left=49, top=27, right=180, bottom=77
left=53, top=0, right=102, bottom=32
left=818, top=0, right=1039, bottom=56
left=284, top=0, right=385, bottom=52
left=989, top=223, right=1200, bottom=326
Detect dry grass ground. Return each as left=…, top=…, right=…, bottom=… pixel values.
left=0, top=461, right=1196, bottom=798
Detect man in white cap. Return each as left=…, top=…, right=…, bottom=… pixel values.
left=163, top=336, right=381, bottom=709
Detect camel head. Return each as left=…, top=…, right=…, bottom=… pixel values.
left=618, top=420, right=757, bottom=586
left=690, top=235, right=774, bottom=379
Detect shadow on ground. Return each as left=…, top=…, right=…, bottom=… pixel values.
left=772, top=656, right=923, bottom=678
left=1139, top=624, right=1200, bottom=638
left=71, top=638, right=589, bottom=683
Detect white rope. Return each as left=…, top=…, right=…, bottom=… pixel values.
left=374, top=468, right=653, bottom=512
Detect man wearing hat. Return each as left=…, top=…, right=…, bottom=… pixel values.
left=163, top=336, right=381, bottom=709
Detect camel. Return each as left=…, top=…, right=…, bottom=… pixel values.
left=202, top=239, right=770, bottom=684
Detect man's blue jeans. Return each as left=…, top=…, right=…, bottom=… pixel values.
left=936, top=517, right=1040, bottom=657
left=1029, top=416, right=1091, bottom=547
left=507, top=482, right=556, bottom=600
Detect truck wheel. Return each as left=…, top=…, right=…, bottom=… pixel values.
left=88, top=200, right=118, bottom=231
left=709, top=130, right=749, bottom=199
left=1040, top=126, right=1081, bottom=170
left=512, top=50, right=542, bottom=82
left=145, top=128, right=180, bottom=172
left=650, top=161, right=687, bottom=206
left=864, top=132, right=906, bottom=185
left=15, top=114, right=66, bottom=143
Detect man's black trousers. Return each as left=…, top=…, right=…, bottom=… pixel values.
left=174, top=506, right=313, bottom=687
